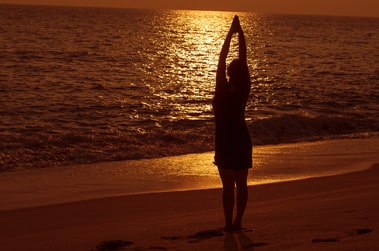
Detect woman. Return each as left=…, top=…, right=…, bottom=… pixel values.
left=212, top=15, right=252, bottom=232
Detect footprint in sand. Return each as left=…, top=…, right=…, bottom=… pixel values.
left=312, top=238, right=339, bottom=243
left=312, top=228, right=373, bottom=243
left=94, top=240, right=134, bottom=251
left=161, top=228, right=225, bottom=243
left=187, top=229, right=225, bottom=243
left=355, top=228, right=372, bottom=235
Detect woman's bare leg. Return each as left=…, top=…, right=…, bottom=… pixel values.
left=234, top=168, right=248, bottom=230
left=218, top=167, right=236, bottom=231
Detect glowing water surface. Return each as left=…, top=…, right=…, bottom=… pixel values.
left=1, top=6, right=378, bottom=170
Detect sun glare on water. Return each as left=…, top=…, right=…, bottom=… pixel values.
left=152, top=10, right=254, bottom=121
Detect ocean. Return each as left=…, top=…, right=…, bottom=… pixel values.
left=0, top=4, right=378, bottom=172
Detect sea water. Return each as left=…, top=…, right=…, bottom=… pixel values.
left=0, top=4, right=378, bottom=171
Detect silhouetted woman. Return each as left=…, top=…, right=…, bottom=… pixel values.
left=212, top=15, right=252, bottom=232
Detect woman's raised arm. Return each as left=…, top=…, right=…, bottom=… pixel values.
left=216, top=16, right=239, bottom=83
left=238, top=24, right=247, bottom=63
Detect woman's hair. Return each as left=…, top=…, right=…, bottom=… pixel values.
left=227, top=59, right=248, bottom=79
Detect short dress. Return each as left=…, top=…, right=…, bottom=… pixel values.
left=212, top=77, right=252, bottom=169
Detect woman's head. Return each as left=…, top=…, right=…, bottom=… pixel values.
left=227, top=59, right=248, bottom=86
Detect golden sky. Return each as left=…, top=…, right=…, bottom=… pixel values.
left=1, top=0, right=379, bottom=17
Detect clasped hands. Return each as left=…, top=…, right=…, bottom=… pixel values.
left=230, top=15, right=243, bottom=34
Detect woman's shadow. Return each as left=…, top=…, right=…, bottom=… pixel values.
left=224, top=232, right=267, bottom=251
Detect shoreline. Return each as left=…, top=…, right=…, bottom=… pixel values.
left=0, top=163, right=378, bottom=250
left=0, top=137, right=378, bottom=212
left=1, top=133, right=377, bottom=173
left=1, top=129, right=378, bottom=173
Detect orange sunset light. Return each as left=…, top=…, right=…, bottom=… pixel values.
left=1, top=0, right=379, bottom=17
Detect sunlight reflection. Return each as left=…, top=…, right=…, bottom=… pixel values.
left=114, top=139, right=378, bottom=193
left=159, top=11, right=261, bottom=121
left=154, top=11, right=225, bottom=120
left=137, top=10, right=263, bottom=123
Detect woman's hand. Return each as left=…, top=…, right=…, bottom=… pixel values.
left=231, top=15, right=242, bottom=34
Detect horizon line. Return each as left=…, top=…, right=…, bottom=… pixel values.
left=1, top=2, right=378, bottom=18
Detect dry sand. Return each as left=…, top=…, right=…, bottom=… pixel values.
left=0, top=162, right=378, bottom=250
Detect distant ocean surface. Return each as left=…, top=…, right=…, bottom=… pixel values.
left=1, top=4, right=378, bottom=171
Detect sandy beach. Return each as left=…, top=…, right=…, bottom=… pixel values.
left=0, top=139, right=378, bottom=251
